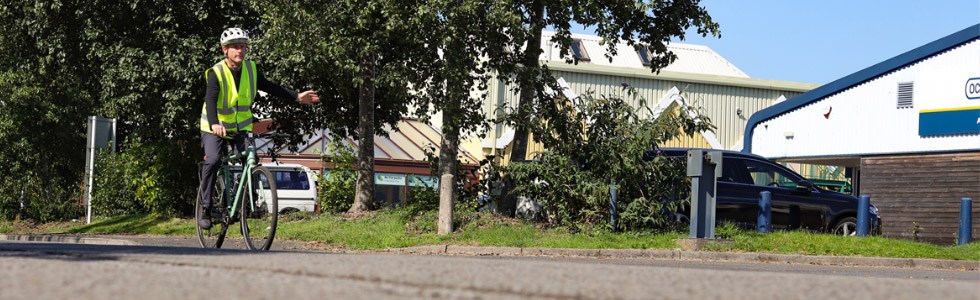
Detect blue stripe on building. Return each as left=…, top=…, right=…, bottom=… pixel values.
left=919, top=108, right=980, bottom=136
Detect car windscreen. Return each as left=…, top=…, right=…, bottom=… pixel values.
left=232, top=170, right=310, bottom=190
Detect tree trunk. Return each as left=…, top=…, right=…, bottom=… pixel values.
left=508, top=0, right=545, bottom=164
left=349, top=55, right=376, bottom=213
left=500, top=0, right=544, bottom=217
left=437, top=97, right=460, bottom=234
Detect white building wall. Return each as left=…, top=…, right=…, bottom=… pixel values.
left=752, top=40, right=980, bottom=159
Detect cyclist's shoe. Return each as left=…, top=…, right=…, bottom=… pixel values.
left=198, top=208, right=212, bottom=230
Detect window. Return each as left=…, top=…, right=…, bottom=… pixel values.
left=897, top=82, right=913, bottom=108
left=742, top=159, right=800, bottom=188
left=636, top=45, right=653, bottom=67
left=719, top=158, right=752, bottom=184
left=231, top=170, right=309, bottom=190
left=570, top=39, right=590, bottom=62
left=274, top=171, right=310, bottom=190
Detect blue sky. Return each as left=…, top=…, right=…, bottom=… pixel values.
left=575, top=0, right=979, bottom=84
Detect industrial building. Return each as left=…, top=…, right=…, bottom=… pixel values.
left=744, top=24, right=980, bottom=243
left=470, top=31, right=819, bottom=163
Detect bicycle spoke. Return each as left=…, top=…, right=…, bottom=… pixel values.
left=197, top=176, right=228, bottom=248
left=241, top=166, right=278, bottom=251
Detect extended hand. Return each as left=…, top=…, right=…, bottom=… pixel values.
left=298, top=90, right=320, bottom=105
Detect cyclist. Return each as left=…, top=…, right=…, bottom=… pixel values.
left=198, top=27, right=320, bottom=229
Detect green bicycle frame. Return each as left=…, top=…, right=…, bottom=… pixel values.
left=219, top=139, right=267, bottom=219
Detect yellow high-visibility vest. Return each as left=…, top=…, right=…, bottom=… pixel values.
left=200, top=60, right=257, bottom=136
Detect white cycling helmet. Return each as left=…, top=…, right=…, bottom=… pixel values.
left=220, top=27, right=250, bottom=45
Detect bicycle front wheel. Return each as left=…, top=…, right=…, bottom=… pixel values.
left=196, top=175, right=228, bottom=248
left=240, top=166, right=278, bottom=251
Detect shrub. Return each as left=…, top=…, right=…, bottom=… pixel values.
left=406, top=186, right=439, bottom=216
left=318, top=141, right=356, bottom=213
left=91, top=138, right=197, bottom=217
left=502, top=90, right=712, bottom=232
left=419, top=145, right=487, bottom=213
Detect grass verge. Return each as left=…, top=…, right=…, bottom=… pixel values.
left=2, top=210, right=977, bottom=261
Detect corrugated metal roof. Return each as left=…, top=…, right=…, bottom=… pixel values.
left=540, top=31, right=749, bottom=78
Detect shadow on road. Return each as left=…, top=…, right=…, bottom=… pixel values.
left=0, top=241, right=268, bottom=262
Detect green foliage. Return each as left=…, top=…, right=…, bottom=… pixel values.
left=713, top=221, right=742, bottom=240
left=317, top=141, right=356, bottom=213
left=406, top=186, right=440, bottom=217
left=92, top=138, right=196, bottom=217
left=0, top=0, right=260, bottom=221
left=421, top=145, right=487, bottom=212
left=489, top=0, right=720, bottom=162
left=503, top=91, right=713, bottom=232
left=253, top=0, right=458, bottom=212
left=250, top=0, right=438, bottom=145
left=92, top=151, right=139, bottom=216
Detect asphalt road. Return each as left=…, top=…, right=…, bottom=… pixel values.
left=1, top=241, right=978, bottom=300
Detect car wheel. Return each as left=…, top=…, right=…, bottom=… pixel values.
left=833, top=217, right=857, bottom=237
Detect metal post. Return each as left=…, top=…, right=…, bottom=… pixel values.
left=758, top=191, right=772, bottom=233
left=857, top=195, right=870, bottom=237
left=688, top=150, right=721, bottom=239
left=85, top=117, right=96, bottom=224
left=959, top=197, right=973, bottom=245
left=84, top=116, right=116, bottom=224
left=609, top=178, right=618, bottom=231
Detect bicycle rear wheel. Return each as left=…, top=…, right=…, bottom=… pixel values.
left=196, top=176, right=228, bottom=248
left=240, top=166, right=278, bottom=251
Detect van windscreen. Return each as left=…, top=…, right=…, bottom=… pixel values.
left=274, top=171, right=310, bottom=190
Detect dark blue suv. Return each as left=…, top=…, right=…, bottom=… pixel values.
left=653, top=148, right=881, bottom=236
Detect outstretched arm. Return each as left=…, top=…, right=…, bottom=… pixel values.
left=257, top=71, right=319, bottom=105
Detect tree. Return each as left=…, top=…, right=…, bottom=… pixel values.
left=0, top=0, right=261, bottom=220
left=254, top=0, right=441, bottom=213
left=413, top=0, right=499, bottom=234
left=487, top=0, right=719, bottom=215
left=474, top=0, right=719, bottom=214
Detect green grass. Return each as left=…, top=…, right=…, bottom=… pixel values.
left=709, top=223, right=980, bottom=261
left=0, top=220, right=11, bottom=233
left=4, top=210, right=978, bottom=261
left=67, top=214, right=197, bottom=235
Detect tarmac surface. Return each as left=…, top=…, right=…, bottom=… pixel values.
left=1, top=236, right=978, bottom=300
left=2, top=233, right=977, bottom=270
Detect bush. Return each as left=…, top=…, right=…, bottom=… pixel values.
left=418, top=145, right=488, bottom=214
left=318, top=141, right=356, bottom=213
left=406, top=186, right=439, bottom=216
left=503, top=90, right=712, bottom=232
left=91, top=138, right=197, bottom=217
left=0, top=175, right=84, bottom=222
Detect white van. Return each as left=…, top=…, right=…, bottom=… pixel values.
left=233, top=163, right=318, bottom=213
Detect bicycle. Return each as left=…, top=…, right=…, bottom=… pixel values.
left=195, top=132, right=279, bottom=251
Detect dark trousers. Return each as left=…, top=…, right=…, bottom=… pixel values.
left=199, top=132, right=247, bottom=209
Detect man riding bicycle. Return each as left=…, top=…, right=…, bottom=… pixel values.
left=199, top=27, right=320, bottom=229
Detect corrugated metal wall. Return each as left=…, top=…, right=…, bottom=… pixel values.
left=752, top=40, right=980, bottom=159
left=484, top=68, right=807, bottom=154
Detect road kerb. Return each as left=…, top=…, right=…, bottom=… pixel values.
left=388, top=245, right=977, bottom=270
left=525, top=247, right=601, bottom=257
left=446, top=245, right=522, bottom=256
left=0, top=234, right=140, bottom=246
